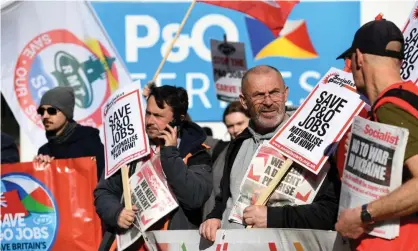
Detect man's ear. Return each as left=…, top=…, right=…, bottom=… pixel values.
left=240, top=93, right=248, bottom=110
left=355, top=48, right=364, bottom=70
left=284, top=86, right=289, bottom=100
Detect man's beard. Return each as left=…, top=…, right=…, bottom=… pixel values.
left=249, top=104, right=286, bottom=132
left=43, top=120, right=65, bottom=133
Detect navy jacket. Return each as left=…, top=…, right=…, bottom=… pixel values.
left=38, top=125, right=105, bottom=180
left=1, top=133, right=19, bottom=164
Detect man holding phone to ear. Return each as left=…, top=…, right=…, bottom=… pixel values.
left=95, top=85, right=213, bottom=250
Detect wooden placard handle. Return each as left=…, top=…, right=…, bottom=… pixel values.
left=121, top=165, right=132, bottom=210
left=246, top=158, right=293, bottom=228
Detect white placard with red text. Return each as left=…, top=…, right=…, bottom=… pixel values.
left=229, top=143, right=330, bottom=224
left=102, top=84, right=150, bottom=179
left=401, top=1, right=418, bottom=84
left=143, top=229, right=350, bottom=251
left=116, top=156, right=178, bottom=250
left=269, top=67, right=365, bottom=174
left=210, top=39, right=247, bottom=102
left=130, top=156, right=178, bottom=231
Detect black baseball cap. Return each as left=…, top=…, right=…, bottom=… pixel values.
left=336, top=19, right=404, bottom=60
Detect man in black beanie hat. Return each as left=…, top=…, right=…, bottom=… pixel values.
left=34, top=86, right=105, bottom=180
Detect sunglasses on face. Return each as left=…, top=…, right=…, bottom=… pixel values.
left=37, top=107, right=58, bottom=116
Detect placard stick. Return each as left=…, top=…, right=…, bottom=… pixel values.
left=121, top=165, right=132, bottom=210
left=151, top=0, right=197, bottom=82
left=246, top=158, right=293, bottom=229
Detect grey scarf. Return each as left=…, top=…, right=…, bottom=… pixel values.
left=46, top=120, right=77, bottom=144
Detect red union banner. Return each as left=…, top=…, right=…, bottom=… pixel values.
left=0, top=157, right=101, bottom=251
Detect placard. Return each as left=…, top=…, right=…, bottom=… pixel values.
left=102, top=84, right=150, bottom=179
left=401, top=1, right=418, bottom=84
left=269, top=68, right=365, bottom=174
left=210, top=39, right=247, bottom=102
left=229, top=143, right=329, bottom=224
left=339, top=116, right=409, bottom=239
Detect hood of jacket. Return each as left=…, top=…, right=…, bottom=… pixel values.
left=177, top=121, right=207, bottom=158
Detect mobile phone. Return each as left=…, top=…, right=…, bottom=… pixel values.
left=165, top=115, right=181, bottom=132
left=168, top=119, right=178, bottom=128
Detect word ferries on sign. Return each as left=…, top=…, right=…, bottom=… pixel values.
left=102, top=83, right=150, bottom=179
left=269, top=67, right=365, bottom=174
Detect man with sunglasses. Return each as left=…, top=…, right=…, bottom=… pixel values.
left=200, top=65, right=341, bottom=241
left=34, top=86, right=105, bottom=180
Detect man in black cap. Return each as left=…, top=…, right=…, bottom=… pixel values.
left=335, top=19, right=418, bottom=242
left=34, top=86, right=105, bottom=180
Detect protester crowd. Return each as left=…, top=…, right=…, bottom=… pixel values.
left=2, top=18, right=417, bottom=251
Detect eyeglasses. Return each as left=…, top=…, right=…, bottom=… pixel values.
left=37, top=107, right=58, bottom=116
left=249, top=89, right=287, bottom=103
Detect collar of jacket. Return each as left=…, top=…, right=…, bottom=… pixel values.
left=175, top=120, right=207, bottom=158
left=46, top=123, right=100, bottom=145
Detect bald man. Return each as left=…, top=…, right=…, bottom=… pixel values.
left=200, top=65, right=341, bottom=241
left=335, top=19, right=418, bottom=243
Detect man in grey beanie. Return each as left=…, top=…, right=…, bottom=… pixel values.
left=34, top=86, right=105, bottom=180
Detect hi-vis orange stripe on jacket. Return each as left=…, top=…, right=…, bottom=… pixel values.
left=369, top=81, right=418, bottom=121
left=353, top=81, right=418, bottom=251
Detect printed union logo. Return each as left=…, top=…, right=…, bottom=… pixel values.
left=322, top=72, right=338, bottom=84
left=14, top=29, right=120, bottom=129
left=323, top=72, right=355, bottom=88
left=413, top=6, right=418, bottom=20
left=0, top=174, right=59, bottom=250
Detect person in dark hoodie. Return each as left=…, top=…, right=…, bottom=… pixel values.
left=94, top=85, right=212, bottom=250
left=33, top=86, right=105, bottom=179
left=1, top=132, right=19, bottom=164
left=200, top=65, right=341, bottom=242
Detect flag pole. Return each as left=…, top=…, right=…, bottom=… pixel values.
left=151, top=0, right=197, bottom=83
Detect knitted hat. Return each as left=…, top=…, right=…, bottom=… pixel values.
left=39, top=87, right=75, bottom=120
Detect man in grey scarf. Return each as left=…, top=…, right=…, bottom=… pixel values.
left=200, top=65, right=340, bottom=241
left=34, top=86, right=105, bottom=180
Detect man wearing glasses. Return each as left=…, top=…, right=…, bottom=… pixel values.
left=34, top=86, right=105, bottom=180
left=200, top=65, right=341, bottom=241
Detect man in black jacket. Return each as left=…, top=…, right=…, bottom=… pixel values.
left=1, top=132, right=19, bottom=164
left=94, top=85, right=212, bottom=250
left=200, top=65, right=341, bottom=241
left=34, top=86, right=105, bottom=180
